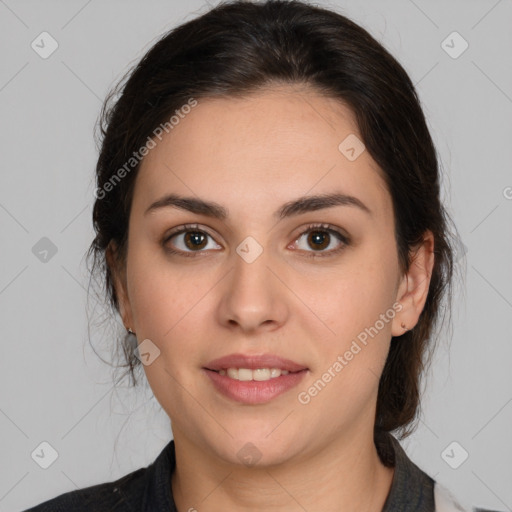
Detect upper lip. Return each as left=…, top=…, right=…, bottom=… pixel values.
left=204, top=353, right=308, bottom=372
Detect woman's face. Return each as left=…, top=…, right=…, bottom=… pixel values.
left=114, top=86, right=420, bottom=466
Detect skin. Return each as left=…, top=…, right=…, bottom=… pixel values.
left=108, top=84, right=435, bottom=512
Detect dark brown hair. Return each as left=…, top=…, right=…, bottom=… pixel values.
left=87, top=0, right=460, bottom=441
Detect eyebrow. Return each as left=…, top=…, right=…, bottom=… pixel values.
left=144, top=192, right=372, bottom=219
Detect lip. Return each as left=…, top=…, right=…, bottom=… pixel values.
left=204, top=353, right=308, bottom=372
left=203, top=368, right=308, bottom=404
left=203, top=353, right=309, bottom=405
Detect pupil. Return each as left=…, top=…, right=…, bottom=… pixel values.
left=186, top=232, right=206, bottom=250
left=309, top=231, right=329, bottom=250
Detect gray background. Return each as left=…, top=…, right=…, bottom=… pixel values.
left=1, top=0, right=511, bottom=510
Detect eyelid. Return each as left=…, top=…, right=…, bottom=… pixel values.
left=164, top=223, right=214, bottom=239
left=163, top=223, right=221, bottom=256
left=292, top=222, right=349, bottom=242
left=290, top=223, right=350, bottom=258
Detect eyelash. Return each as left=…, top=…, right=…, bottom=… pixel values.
left=162, top=223, right=351, bottom=259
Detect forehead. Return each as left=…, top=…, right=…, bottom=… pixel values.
left=134, top=86, right=392, bottom=221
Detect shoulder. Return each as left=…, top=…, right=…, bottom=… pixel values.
left=434, top=482, right=505, bottom=512
left=378, top=431, right=504, bottom=512
left=23, top=439, right=176, bottom=512
left=23, top=464, right=149, bottom=511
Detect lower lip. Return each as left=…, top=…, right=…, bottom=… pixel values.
left=203, top=369, right=308, bottom=405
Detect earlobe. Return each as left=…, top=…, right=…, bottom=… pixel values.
left=391, top=230, right=435, bottom=337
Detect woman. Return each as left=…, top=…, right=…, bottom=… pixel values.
left=24, top=1, right=501, bottom=511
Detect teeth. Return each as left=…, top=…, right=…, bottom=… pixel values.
left=218, top=368, right=291, bottom=381
left=238, top=368, right=252, bottom=381
left=253, top=368, right=270, bottom=381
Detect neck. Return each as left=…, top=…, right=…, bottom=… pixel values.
left=171, top=426, right=395, bottom=512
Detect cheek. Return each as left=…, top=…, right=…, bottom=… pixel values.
left=126, top=257, right=208, bottom=410
left=296, top=265, right=397, bottom=421
left=126, top=249, right=214, bottom=358
left=297, top=255, right=399, bottom=406
left=130, top=272, right=196, bottom=336
left=303, top=261, right=396, bottom=340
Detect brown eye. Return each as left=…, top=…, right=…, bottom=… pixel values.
left=307, top=230, right=330, bottom=251
left=163, top=224, right=222, bottom=256
left=182, top=231, right=208, bottom=250
left=293, top=224, right=350, bottom=258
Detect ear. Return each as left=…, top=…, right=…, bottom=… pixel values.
left=391, top=230, right=435, bottom=337
left=106, top=241, right=134, bottom=331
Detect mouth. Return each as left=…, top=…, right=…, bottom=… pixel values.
left=203, top=353, right=309, bottom=404
left=204, top=352, right=308, bottom=373
left=207, top=367, right=302, bottom=381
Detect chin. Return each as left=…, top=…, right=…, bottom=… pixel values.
left=222, top=426, right=306, bottom=468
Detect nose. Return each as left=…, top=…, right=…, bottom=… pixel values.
left=216, top=242, right=290, bottom=333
